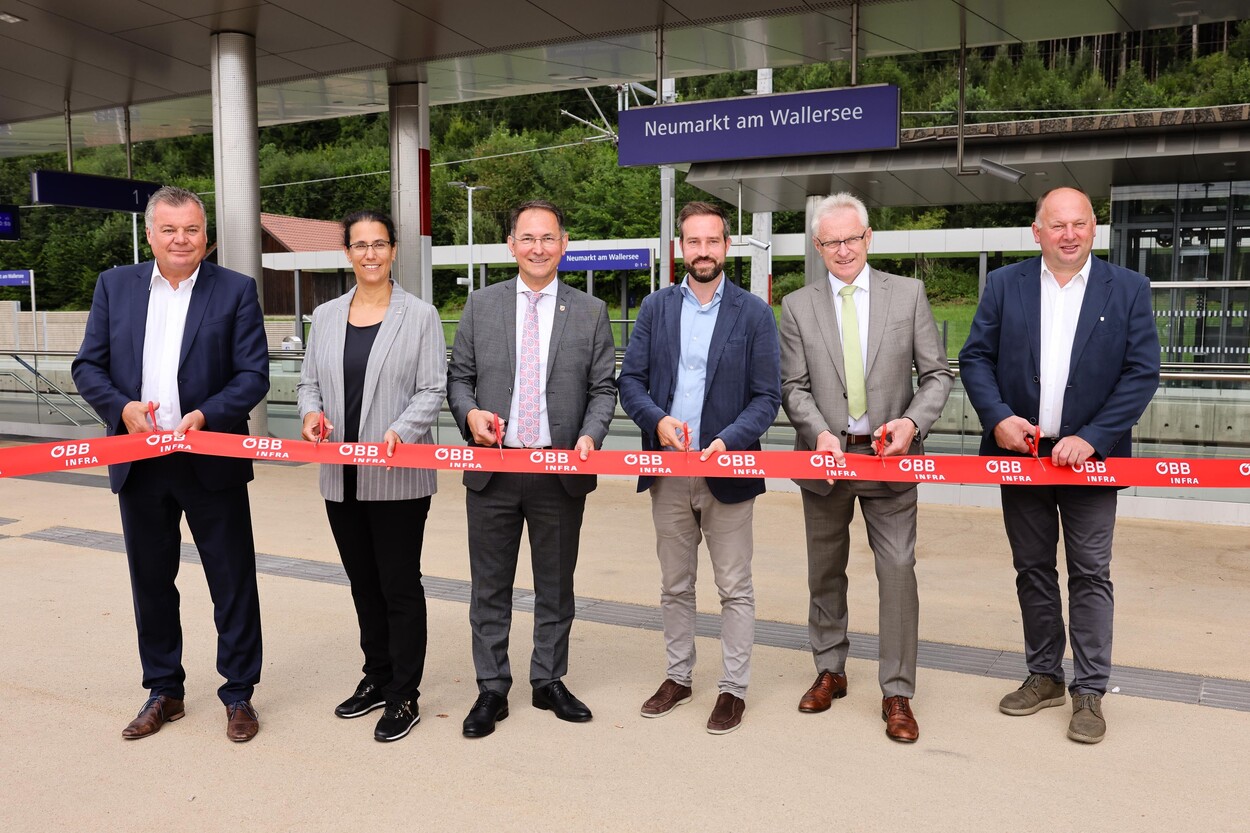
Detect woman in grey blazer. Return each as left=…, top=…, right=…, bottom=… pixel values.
left=297, top=210, right=447, bottom=743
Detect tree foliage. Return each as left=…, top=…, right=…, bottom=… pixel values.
left=3, top=20, right=1250, bottom=309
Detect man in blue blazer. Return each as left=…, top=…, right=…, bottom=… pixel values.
left=72, top=186, right=270, bottom=743
left=618, top=201, right=780, bottom=735
left=959, top=187, right=1159, bottom=744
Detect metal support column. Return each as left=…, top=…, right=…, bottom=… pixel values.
left=211, top=31, right=266, bottom=436
left=750, top=68, right=773, bottom=302
left=805, top=195, right=824, bottom=286
left=389, top=77, right=432, bottom=302
left=656, top=31, right=676, bottom=289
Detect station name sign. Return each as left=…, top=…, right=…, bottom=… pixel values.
left=559, top=248, right=651, bottom=271
left=617, top=85, right=899, bottom=167
left=0, top=269, right=33, bottom=286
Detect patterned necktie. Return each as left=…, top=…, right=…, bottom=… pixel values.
left=517, top=290, right=543, bottom=446
left=839, top=284, right=867, bottom=420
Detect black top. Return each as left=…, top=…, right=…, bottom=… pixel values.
left=341, top=320, right=381, bottom=500
left=343, top=320, right=381, bottom=444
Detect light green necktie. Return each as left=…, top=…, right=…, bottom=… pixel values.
left=839, top=284, right=867, bottom=419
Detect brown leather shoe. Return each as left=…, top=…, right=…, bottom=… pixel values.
left=706, top=692, right=745, bottom=735
left=798, top=671, right=847, bottom=713
left=121, top=694, right=185, bottom=740
left=882, top=695, right=919, bottom=743
left=640, top=679, right=693, bottom=718
left=225, top=700, right=259, bottom=743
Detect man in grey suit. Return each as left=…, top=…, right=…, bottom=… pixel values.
left=780, top=192, right=953, bottom=743
left=447, top=199, right=617, bottom=738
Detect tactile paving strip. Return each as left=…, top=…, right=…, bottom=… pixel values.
left=23, top=525, right=1250, bottom=712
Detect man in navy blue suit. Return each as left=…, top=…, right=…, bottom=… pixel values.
left=73, top=186, right=270, bottom=743
left=618, top=201, right=780, bottom=735
left=959, top=187, right=1160, bottom=744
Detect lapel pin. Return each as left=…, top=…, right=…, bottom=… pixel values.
left=559, top=304, right=566, bottom=312
left=1099, top=316, right=1104, bottom=321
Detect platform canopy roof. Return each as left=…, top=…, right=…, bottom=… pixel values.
left=1, top=0, right=1246, bottom=160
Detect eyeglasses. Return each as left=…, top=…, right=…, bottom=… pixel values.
left=512, top=235, right=561, bottom=248
left=348, top=240, right=393, bottom=254
left=816, top=231, right=868, bottom=251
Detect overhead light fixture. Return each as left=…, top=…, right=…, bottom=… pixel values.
left=569, top=75, right=598, bottom=82
left=0, top=12, right=26, bottom=23
left=978, top=159, right=1026, bottom=184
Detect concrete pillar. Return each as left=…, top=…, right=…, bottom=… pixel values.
left=388, top=78, right=432, bottom=302
left=210, top=31, right=266, bottom=437
left=805, top=194, right=824, bottom=286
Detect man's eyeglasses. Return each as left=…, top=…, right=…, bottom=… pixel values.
left=816, top=232, right=868, bottom=250
left=348, top=240, right=393, bottom=254
left=512, top=235, right=561, bottom=248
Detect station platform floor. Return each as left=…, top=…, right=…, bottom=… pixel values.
left=2, top=447, right=1248, bottom=832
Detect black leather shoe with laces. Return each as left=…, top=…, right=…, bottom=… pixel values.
left=532, top=680, right=592, bottom=723
left=462, top=691, right=509, bottom=738
left=335, top=681, right=387, bottom=719
left=374, top=699, right=419, bottom=742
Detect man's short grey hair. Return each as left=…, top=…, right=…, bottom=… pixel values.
left=144, top=186, right=206, bottom=229
left=809, top=193, right=870, bottom=237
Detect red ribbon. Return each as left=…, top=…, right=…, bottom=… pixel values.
left=2, top=431, right=1248, bottom=489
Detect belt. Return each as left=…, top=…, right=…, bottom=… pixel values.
left=844, top=434, right=874, bottom=447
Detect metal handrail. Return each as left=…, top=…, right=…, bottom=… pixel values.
left=0, top=372, right=91, bottom=426
left=6, top=354, right=102, bottom=425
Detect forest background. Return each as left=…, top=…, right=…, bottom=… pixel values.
left=3, top=19, right=1250, bottom=325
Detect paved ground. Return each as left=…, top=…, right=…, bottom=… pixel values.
left=2, top=456, right=1248, bottom=832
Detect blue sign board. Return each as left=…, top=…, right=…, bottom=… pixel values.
left=0, top=269, right=33, bottom=287
left=559, top=248, right=651, bottom=271
left=617, top=85, right=899, bottom=167
left=0, top=204, right=18, bottom=240
left=31, top=170, right=163, bottom=213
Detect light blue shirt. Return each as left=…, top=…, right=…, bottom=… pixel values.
left=669, top=275, right=724, bottom=450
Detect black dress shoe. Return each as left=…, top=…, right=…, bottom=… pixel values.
left=532, top=681, right=592, bottom=723
left=462, top=691, right=509, bottom=738
left=335, top=681, right=387, bottom=719
left=374, top=700, right=420, bottom=742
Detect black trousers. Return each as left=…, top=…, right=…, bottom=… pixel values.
left=118, top=454, right=262, bottom=705
left=325, top=488, right=431, bottom=704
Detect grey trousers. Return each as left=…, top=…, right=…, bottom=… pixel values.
left=650, top=476, right=756, bottom=698
left=466, top=471, right=586, bottom=696
left=1000, top=484, right=1117, bottom=695
left=801, top=471, right=920, bottom=698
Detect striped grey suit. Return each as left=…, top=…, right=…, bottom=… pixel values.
left=781, top=268, right=953, bottom=698
left=297, top=280, right=447, bottom=706
left=297, top=282, right=446, bottom=502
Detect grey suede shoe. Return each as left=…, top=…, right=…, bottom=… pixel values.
left=999, top=673, right=1067, bottom=716
left=1067, top=693, right=1106, bottom=744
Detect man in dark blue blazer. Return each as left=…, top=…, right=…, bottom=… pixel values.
left=72, top=186, right=270, bottom=743
left=959, top=187, right=1160, bottom=744
left=618, top=201, right=780, bottom=735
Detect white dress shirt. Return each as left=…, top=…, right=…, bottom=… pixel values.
left=504, top=278, right=557, bottom=447
left=1038, top=255, right=1090, bottom=438
left=829, top=265, right=872, bottom=435
left=141, top=265, right=200, bottom=431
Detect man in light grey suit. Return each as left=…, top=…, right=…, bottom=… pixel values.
left=780, top=192, right=953, bottom=743
left=447, top=199, right=617, bottom=738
